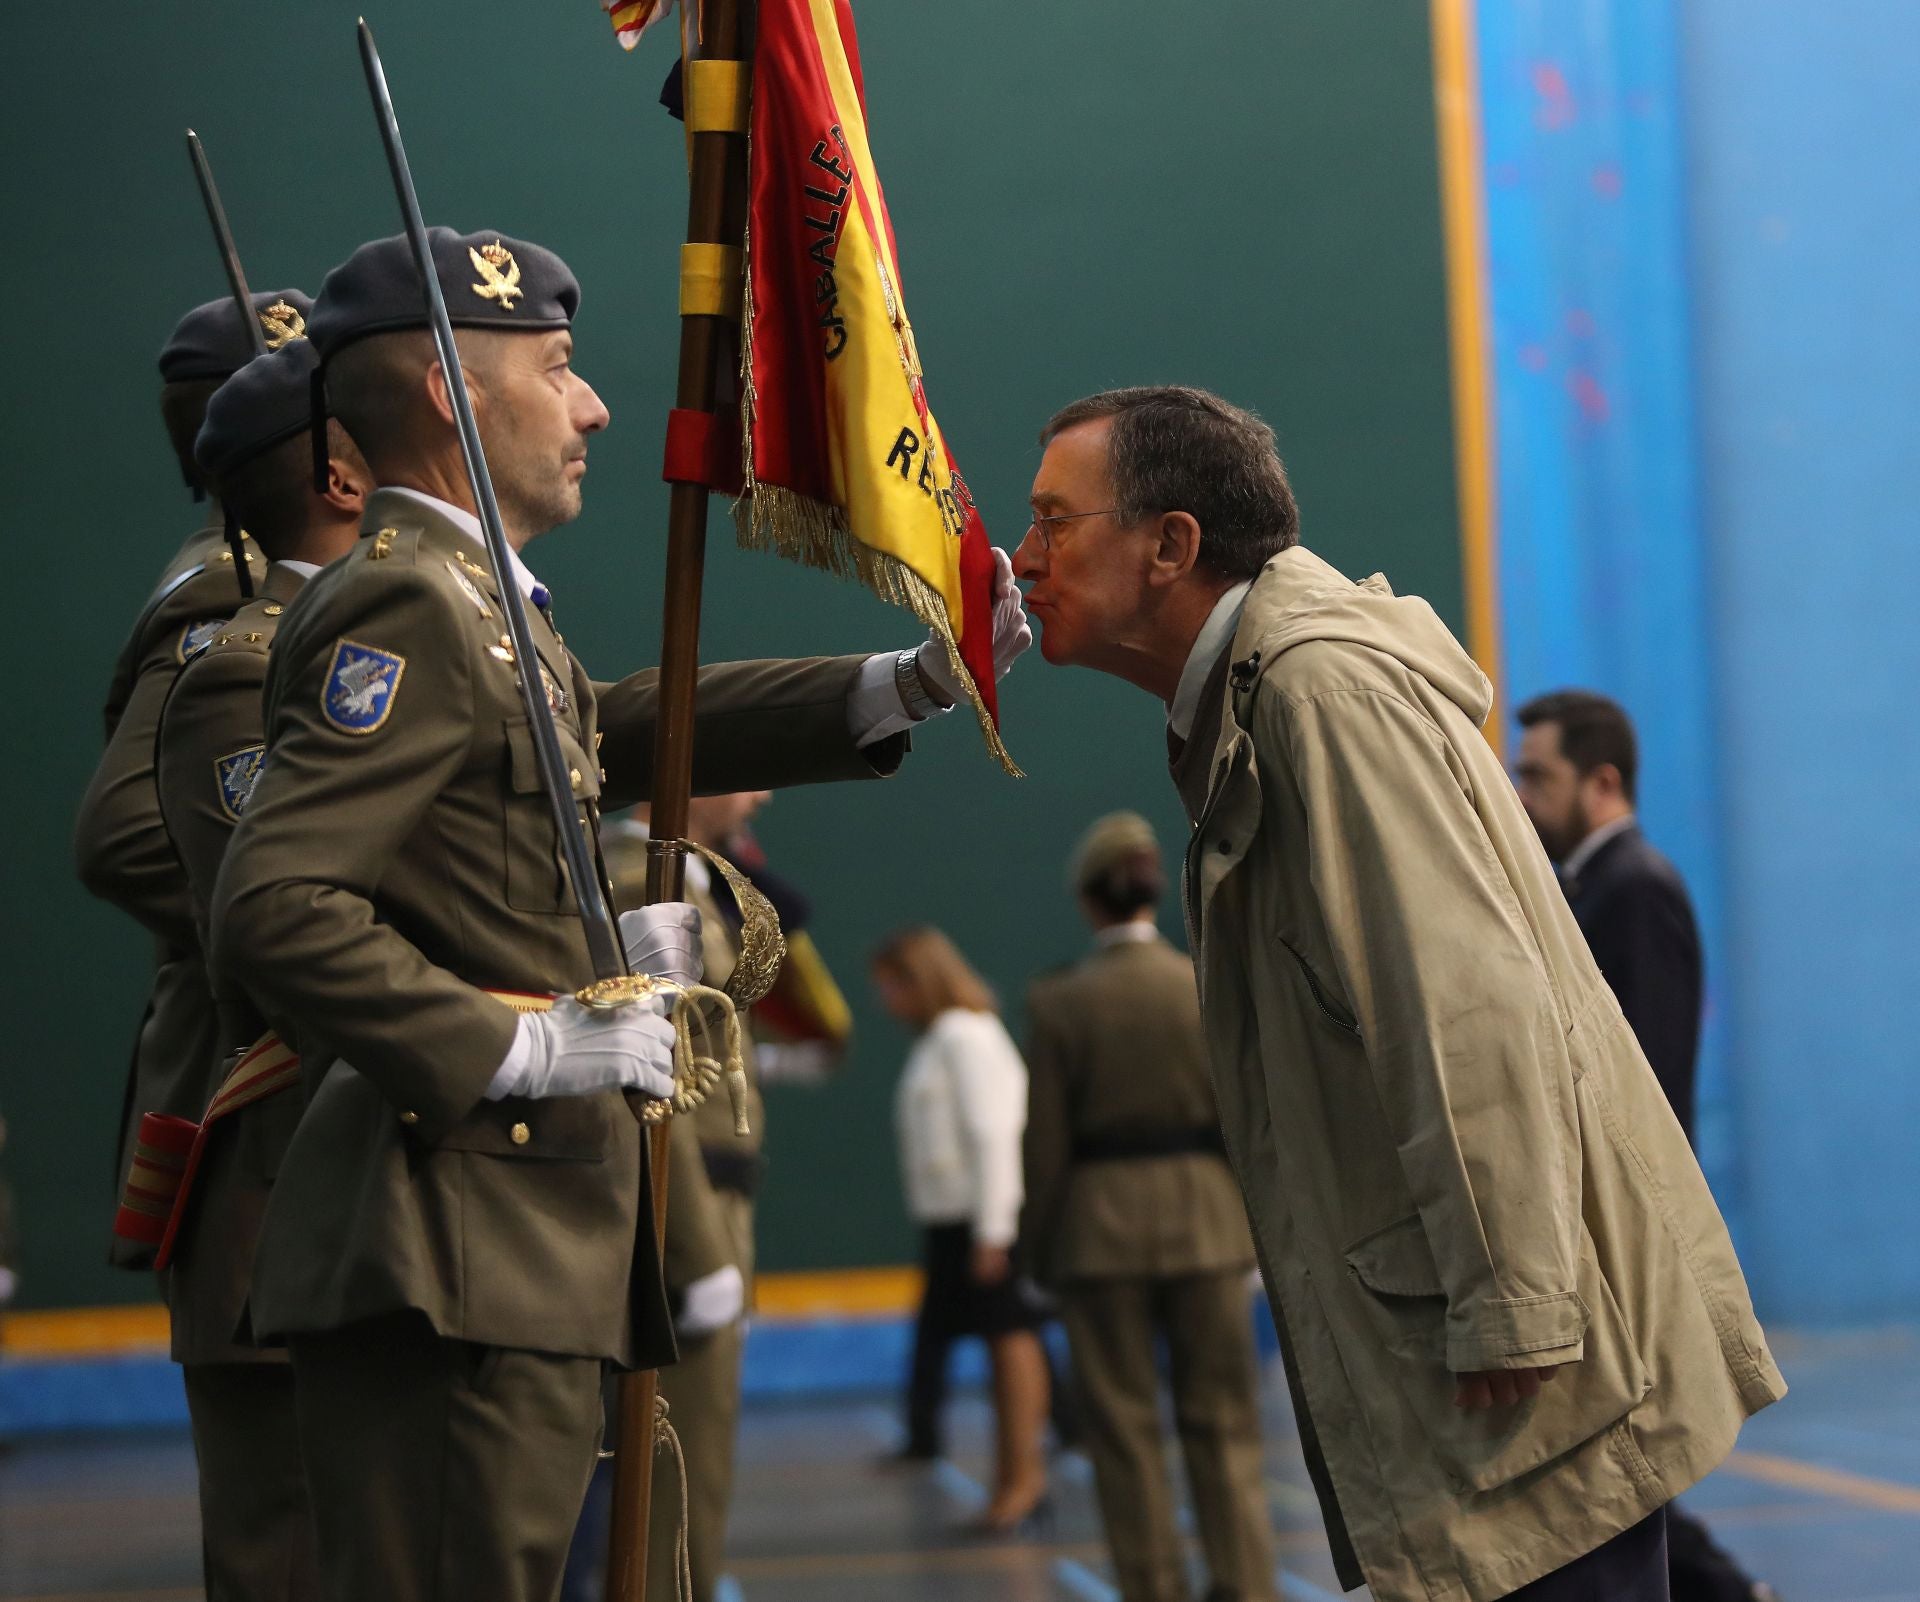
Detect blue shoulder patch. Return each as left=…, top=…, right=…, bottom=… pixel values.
left=178, top=619, right=224, bottom=663
left=214, top=745, right=266, bottom=821
left=321, top=639, right=406, bottom=735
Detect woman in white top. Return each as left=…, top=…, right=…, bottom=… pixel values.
left=873, top=925, right=1051, bottom=1533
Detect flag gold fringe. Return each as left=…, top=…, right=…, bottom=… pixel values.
left=734, top=221, right=1020, bottom=777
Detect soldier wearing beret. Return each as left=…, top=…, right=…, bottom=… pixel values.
left=149, top=337, right=371, bottom=1602
left=1021, top=812, right=1274, bottom=1602
left=75, top=290, right=306, bottom=1277
left=208, top=228, right=1030, bottom=1602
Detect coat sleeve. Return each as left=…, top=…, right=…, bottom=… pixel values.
left=154, top=649, right=268, bottom=951
left=74, top=647, right=196, bottom=947
left=1271, top=684, right=1587, bottom=1373
left=209, top=572, right=518, bottom=1144
left=594, top=655, right=905, bottom=809
left=1018, top=983, right=1075, bottom=1284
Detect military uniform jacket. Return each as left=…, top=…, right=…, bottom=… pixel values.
left=76, top=522, right=266, bottom=1268
left=1021, top=934, right=1254, bottom=1286
left=213, top=492, right=900, bottom=1367
left=153, top=561, right=308, bottom=1364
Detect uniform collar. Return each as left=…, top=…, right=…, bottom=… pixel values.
left=378, top=485, right=545, bottom=604
left=274, top=559, right=322, bottom=581
left=1168, top=582, right=1252, bottom=741
left=1094, top=920, right=1163, bottom=950
left=1562, top=814, right=1637, bottom=882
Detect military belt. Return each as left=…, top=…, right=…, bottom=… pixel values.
left=1071, top=1124, right=1227, bottom=1164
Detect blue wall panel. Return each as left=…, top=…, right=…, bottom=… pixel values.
left=1476, top=4, right=1738, bottom=1216
left=1678, top=0, right=1920, bottom=1321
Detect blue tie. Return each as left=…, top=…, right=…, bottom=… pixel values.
left=530, top=583, right=551, bottom=614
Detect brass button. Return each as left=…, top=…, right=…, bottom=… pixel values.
left=569, top=767, right=583, bottom=791
left=399, top=1110, right=420, bottom=1126
left=263, top=604, right=284, bottom=617
left=510, top=1122, right=531, bottom=1146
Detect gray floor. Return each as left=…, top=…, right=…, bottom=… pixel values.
left=4, top=1326, right=1918, bottom=1601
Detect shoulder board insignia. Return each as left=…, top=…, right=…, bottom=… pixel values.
left=444, top=560, right=494, bottom=619
left=214, top=744, right=267, bottom=822
left=178, top=619, right=225, bottom=663
left=321, top=639, right=406, bottom=734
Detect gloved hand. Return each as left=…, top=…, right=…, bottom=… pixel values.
left=619, top=902, right=703, bottom=988
left=915, top=547, right=1033, bottom=704
left=488, top=996, right=677, bottom=1102
left=675, top=1263, right=746, bottom=1338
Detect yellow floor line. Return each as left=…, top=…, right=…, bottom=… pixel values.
left=1724, top=1448, right=1920, bottom=1515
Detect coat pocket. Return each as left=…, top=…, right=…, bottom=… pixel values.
left=437, top=1093, right=613, bottom=1162
left=500, top=716, right=601, bottom=914
left=1277, top=935, right=1360, bottom=1038
left=1344, top=1214, right=1650, bottom=1493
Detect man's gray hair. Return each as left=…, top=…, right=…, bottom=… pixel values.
left=1041, top=385, right=1300, bottom=580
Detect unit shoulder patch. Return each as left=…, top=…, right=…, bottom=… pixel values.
left=321, top=639, right=407, bottom=735
left=214, top=744, right=267, bottom=821
left=177, top=619, right=225, bottom=663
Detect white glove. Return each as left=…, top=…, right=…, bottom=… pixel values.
left=676, top=1263, right=746, bottom=1338
left=0, top=1265, right=16, bottom=1306
left=488, top=997, right=677, bottom=1102
left=619, top=902, right=704, bottom=987
left=915, top=547, right=1033, bottom=703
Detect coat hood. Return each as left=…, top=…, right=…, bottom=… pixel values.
left=1231, top=545, right=1493, bottom=726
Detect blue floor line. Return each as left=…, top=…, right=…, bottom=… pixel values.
left=713, top=1575, right=744, bottom=1602
left=1053, top=1556, right=1120, bottom=1602
left=933, top=1457, right=987, bottom=1509
left=1279, top=1568, right=1344, bottom=1602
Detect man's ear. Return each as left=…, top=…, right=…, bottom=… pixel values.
left=1146, top=511, right=1205, bottom=588
left=423, top=358, right=484, bottom=427
left=321, top=457, right=369, bottom=517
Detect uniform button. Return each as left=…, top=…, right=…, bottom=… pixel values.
left=399, top=1110, right=420, bottom=1126
left=510, top=1122, right=532, bottom=1145
left=569, top=768, right=583, bottom=791
left=263, top=604, right=284, bottom=617
left=1217, top=839, right=1233, bottom=854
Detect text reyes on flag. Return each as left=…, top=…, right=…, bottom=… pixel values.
left=882, top=426, right=978, bottom=544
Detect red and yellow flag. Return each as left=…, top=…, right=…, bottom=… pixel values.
left=601, top=0, right=677, bottom=51
left=739, top=0, right=1013, bottom=771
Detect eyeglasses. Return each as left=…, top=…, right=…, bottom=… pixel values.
left=1025, top=507, right=1122, bottom=553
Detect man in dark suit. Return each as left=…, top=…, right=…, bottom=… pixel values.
left=1515, top=689, right=1778, bottom=1602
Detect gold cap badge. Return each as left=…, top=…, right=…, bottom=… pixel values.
left=259, top=300, right=307, bottom=350
left=470, top=240, right=524, bottom=311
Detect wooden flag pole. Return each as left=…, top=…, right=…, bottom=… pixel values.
left=606, top=0, right=752, bottom=1595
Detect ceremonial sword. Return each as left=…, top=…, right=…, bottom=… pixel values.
left=355, top=19, right=628, bottom=984
left=184, top=129, right=263, bottom=599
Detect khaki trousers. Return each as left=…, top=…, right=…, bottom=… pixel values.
left=289, top=1311, right=605, bottom=1602
left=647, top=1187, right=753, bottom=1602
left=1061, top=1273, right=1277, bottom=1602
left=183, top=1362, right=320, bottom=1602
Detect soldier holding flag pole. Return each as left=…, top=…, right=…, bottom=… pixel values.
left=200, top=19, right=1031, bottom=1598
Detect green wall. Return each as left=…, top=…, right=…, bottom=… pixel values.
left=3, top=1, right=1460, bottom=1308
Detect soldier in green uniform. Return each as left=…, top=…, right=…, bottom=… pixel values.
left=149, top=336, right=371, bottom=1602
left=604, top=793, right=770, bottom=1602
left=76, top=290, right=307, bottom=1273
left=1022, top=813, right=1276, bottom=1602
left=208, top=228, right=1030, bottom=1602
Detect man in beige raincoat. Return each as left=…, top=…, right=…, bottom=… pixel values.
left=1012, top=385, right=1784, bottom=1602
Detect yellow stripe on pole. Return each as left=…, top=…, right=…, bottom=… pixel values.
left=1429, top=0, right=1504, bottom=755
left=686, top=59, right=751, bottom=134
left=679, top=242, right=744, bottom=319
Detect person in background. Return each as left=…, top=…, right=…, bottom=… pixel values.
left=874, top=926, right=1051, bottom=1533
left=1023, top=812, right=1275, bottom=1602
left=0, top=1113, right=17, bottom=1342
left=1516, top=689, right=1781, bottom=1602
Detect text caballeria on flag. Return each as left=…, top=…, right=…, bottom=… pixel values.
left=605, top=0, right=1017, bottom=772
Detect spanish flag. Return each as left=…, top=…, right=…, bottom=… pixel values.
left=738, top=0, right=1015, bottom=772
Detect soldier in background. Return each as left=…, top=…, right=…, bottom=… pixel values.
left=1022, top=813, right=1276, bottom=1602
left=148, top=337, right=371, bottom=1602
left=76, top=290, right=305, bottom=1277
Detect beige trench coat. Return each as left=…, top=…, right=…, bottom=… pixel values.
left=1181, top=547, right=1783, bottom=1601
